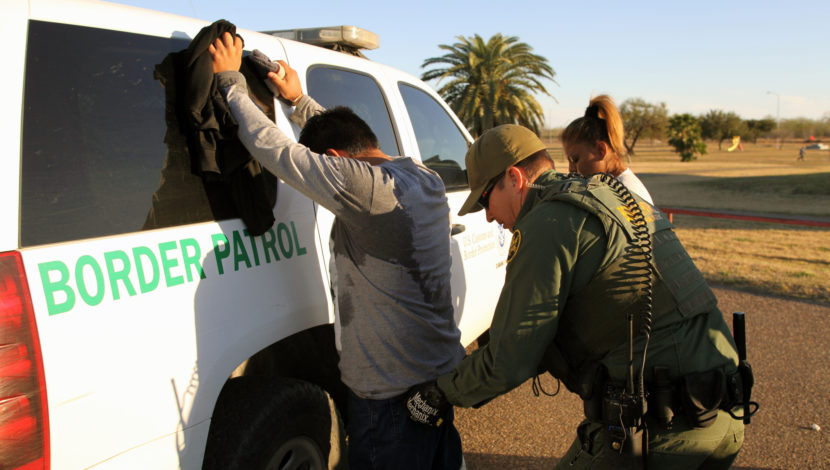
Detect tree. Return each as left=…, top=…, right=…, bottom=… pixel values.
left=743, top=118, right=776, bottom=143
left=779, top=117, right=830, bottom=140
left=667, top=114, right=707, bottom=161
left=700, top=110, right=746, bottom=150
left=421, top=34, right=556, bottom=137
left=619, top=98, right=669, bottom=155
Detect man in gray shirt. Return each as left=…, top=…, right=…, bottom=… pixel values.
left=210, top=32, right=464, bottom=469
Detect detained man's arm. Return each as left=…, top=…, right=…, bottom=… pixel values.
left=210, top=33, right=370, bottom=216
left=290, top=94, right=326, bottom=128
left=265, top=60, right=325, bottom=128
left=217, top=71, right=370, bottom=215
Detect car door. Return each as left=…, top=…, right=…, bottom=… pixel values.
left=394, top=80, right=508, bottom=346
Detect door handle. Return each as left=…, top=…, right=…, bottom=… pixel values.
left=451, top=224, right=466, bottom=236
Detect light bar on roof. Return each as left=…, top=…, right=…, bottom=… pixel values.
left=263, top=25, right=379, bottom=50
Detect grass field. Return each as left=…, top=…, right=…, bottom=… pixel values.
left=543, top=139, right=830, bottom=305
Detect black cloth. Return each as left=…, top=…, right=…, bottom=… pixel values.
left=154, top=19, right=277, bottom=236
left=242, top=49, right=283, bottom=101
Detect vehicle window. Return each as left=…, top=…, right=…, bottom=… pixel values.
left=398, top=83, right=469, bottom=190
left=306, top=67, right=399, bottom=156
left=21, top=21, right=228, bottom=247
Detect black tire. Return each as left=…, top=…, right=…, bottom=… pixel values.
left=203, top=377, right=347, bottom=470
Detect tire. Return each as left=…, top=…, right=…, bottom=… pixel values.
left=203, top=377, right=347, bottom=470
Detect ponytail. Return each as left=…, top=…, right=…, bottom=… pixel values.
left=562, top=94, right=626, bottom=158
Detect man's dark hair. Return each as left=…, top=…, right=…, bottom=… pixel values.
left=515, top=149, right=555, bottom=180
left=299, top=106, right=380, bottom=156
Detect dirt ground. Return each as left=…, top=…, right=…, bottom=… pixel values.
left=454, top=286, right=830, bottom=470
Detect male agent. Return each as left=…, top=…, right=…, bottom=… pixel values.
left=407, top=124, right=749, bottom=469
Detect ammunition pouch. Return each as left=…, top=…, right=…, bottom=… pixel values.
left=650, top=363, right=757, bottom=428
left=680, top=369, right=726, bottom=427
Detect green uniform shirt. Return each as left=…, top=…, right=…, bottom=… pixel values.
left=438, top=171, right=738, bottom=408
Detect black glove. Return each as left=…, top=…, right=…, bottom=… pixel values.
left=406, top=380, right=451, bottom=427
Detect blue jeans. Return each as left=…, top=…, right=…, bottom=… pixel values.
left=347, top=389, right=463, bottom=470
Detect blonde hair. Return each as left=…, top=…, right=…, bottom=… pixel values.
left=561, top=95, right=626, bottom=158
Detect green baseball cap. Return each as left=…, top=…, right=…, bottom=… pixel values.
left=458, top=124, right=546, bottom=216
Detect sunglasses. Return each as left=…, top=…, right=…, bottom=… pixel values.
left=478, top=171, right=505, bottom=211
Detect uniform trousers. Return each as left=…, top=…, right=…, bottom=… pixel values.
left=557, top=409, right=744, bottom=469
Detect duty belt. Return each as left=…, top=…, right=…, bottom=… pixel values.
left=583, top=366, right=754, bottom=429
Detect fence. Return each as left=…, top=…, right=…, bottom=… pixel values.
left=660, top=207, right=830, bottom=228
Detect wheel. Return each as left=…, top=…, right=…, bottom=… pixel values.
left=203, top=377, right=347, bottom=470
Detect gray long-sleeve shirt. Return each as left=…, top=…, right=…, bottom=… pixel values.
left=217, top=71, right=464, bottom=399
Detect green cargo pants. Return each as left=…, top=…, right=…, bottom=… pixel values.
left=556, top=410, right=744, bottom=470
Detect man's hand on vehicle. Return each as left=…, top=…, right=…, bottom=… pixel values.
left=209, top=31, right=243, bottom=73
left=406, top=380, right=451, bottom=427
left=268, top=60, right=304, bottom=105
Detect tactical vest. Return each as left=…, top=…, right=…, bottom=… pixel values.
left=536, top=176, right=718, bottom=391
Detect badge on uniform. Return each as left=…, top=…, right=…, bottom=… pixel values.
left=506, top=229, right=522, bottom=263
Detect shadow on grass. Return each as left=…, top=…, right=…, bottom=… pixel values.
left=708, top=281, right=830, bottom=308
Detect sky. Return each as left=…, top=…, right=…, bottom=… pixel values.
left=112, top=0, right=829, bottom=128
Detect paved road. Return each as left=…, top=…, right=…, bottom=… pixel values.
left=454, top=286, right=830, bottom=469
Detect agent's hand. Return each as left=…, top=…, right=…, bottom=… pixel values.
left=267, top=60, right=304, bottom=104
left=405, top=381, right=451, bottom=427
left=209, top=31, right=243, bottom=73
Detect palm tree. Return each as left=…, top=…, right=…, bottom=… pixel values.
left=421, top=34, right=556, bottom=137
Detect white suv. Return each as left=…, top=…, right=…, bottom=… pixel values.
left=1, top=1, right=509, bottom=468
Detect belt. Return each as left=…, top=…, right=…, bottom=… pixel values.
left=583, top=368, right=750, bottom=429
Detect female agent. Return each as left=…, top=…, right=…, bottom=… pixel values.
left=561, top=95, right=654, bottom=204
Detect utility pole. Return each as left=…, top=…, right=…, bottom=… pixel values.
left=767, top=91, right=780, bottom=149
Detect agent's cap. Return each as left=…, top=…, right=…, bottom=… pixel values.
left=458, top=124, right=546, bottom=216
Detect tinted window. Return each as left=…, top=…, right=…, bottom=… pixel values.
left=399, top=84, right=469, bottom=190
left=306, top=67, right=399, bottom=156
left=21, top=22, right=218, bottom=247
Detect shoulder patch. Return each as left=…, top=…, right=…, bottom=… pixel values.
left=615, top=202, right=660, bottom=224
left=506, top=229, right=522, bottom=263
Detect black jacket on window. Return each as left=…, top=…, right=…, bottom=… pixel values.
left=154, top=19, right=278, bottom=236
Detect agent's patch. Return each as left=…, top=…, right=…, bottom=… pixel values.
left=507, top=229, right=522, bottom=263
left=615, top=202, right=660, bottom=223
